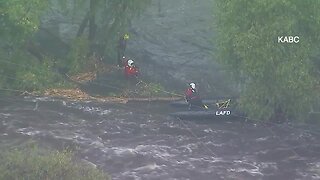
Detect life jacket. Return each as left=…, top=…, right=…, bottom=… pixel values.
left=124, top=65, right=139, bottom=78
left=185, top=87, right=200, bottom=101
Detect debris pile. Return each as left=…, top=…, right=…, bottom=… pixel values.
left=68, top=72, right=97, bottom=83
left=44, top=88, right=128, bottom=103
left=44, top=88, right=91, bottom=100
left=67, top=63, right=119, bottom=84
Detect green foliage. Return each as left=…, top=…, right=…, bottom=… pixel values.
left=0, top=0, right=151, bottom=93
left=100, top=0, right=151, bottom=61
left=0, top=0, right=62, bottom=92
left=0, top=51, right=70, bottom=92
left=214, top=0, right=320, bottom=121
left=123, top=82, right=173, bottom=97
left=0, top=145, right=110, bottom=180
left=64, top=36, right=90, bottom=74
left=138, top=82, right=167, bottom=97
left=17, top=58, right=69, bottom=91
left=55, top=0, right=151, bottom=62
left=0, top=0, right=47, bottom=44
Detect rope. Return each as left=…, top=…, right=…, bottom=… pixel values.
left=0, top=72, right=314, bottom=160
left=0, top=58, right=185, bottom=100
left=1, top=57, right=318, bottom=161
left=137, top=79, right=184, bottom=97
left=0, top=86, right=217, bottom=159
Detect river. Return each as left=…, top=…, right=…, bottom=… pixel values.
left=0, top=96, right=320, bottom=180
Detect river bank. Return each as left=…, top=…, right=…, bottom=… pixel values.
left=20, top=62, right=184, bottom=105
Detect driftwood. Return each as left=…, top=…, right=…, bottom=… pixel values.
left=43, top=88, right=181, bottom=104
left=62, top=69, right=182, bottom=103
left=93, top=95, right=182, bottom=103
left=126, top=97, right=182, bottom=102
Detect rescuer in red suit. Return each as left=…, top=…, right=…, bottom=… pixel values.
left=124, top=59, right=139, bottom=79
left=185, top=83, right=208, bottom=110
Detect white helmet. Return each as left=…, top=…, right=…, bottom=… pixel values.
left=189, top=83, right=196, bottom=89
left=128, top=59, right=134, bottom=67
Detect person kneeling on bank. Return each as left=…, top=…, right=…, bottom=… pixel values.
left=124, top=59, right=139, bottom=80
left=185, top=82, right=208, bottom=110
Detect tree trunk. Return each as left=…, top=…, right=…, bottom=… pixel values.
left=25, top=41, right=43, bottom=62
left=88, top=0, right=97, bottom=55
left=88, top=0, right=97, bottom=42
left=76, top=12, right=90, bottom=37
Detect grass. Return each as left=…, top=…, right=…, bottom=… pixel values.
left=0, top=144, right=110, bottom=180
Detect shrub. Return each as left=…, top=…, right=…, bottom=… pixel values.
left=0, top=145, right=110, bottom=180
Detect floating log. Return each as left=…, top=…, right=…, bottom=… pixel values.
left=126, top=97, right=182, bottom=102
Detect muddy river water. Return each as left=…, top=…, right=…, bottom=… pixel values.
left=0, top=96, right=320, bottom=180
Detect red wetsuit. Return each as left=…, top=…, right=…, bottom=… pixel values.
left=124, top=65, right=139, bottom=78
left=185, top=88, right=200, bottom=101
left=185, top=88, right=203, bottom=109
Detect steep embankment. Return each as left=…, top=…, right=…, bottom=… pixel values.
left=37, top=0, right=237, bottom=98
left=128, top=0, right=237, bottom=97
